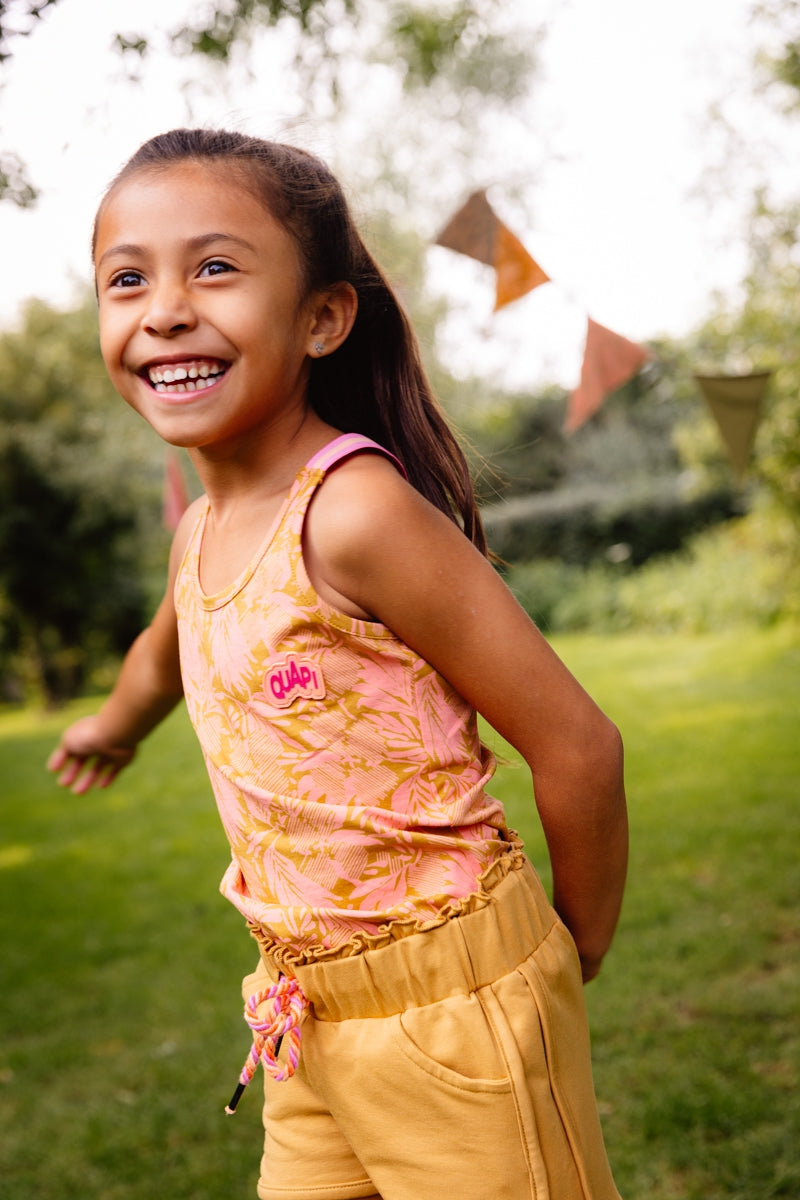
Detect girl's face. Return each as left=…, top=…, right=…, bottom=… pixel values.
left=94, top=161, right=322, bottom=452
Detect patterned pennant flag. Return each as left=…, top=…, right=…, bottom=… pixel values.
left=163, top=450, right=190, bottom=531
left=694, top=372, right=770, bottom=479
left=565, top=317, right=650, bottom=433
left=435, top=189, right=549, bottom=310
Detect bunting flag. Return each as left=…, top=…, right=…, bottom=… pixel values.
left=694, top=372, right=770, bottom=479
left=564, top=317, right=650, bottom=433
left=435, top=189, right=549, bottom=310
left=163, top=450, right=190, bottom=531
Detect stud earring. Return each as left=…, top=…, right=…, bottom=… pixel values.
left=313, top=341, right=325, bottom=354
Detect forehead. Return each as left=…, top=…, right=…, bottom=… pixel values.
left=95, top=161, right=285, bottom=255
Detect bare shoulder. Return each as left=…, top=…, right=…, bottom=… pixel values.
left=308, top=450, right=426, bottom=550
left=305, top=447, right=495, bottom=624
left=306, top=448, right=471, bottom=578
left=313, top=449, right=412, bottom=513
left=304, top=450, right=432, bottom=617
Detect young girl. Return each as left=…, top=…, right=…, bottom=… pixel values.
left=49, top=128, right=628, bottom=1200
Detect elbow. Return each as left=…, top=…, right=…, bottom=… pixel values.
left=590, top=711, right=625, bottom=799
left=568, top=708, right=626, bottom=815
left=526, top=700, right=626, bottom=811
left=599, top=712, right=624, bottom=778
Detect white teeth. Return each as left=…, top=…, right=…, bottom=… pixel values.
left=147, top=362, right=225, bottom=390
left=152, top=375, right=217, bottom=394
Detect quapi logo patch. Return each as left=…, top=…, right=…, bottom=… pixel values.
left=264, top=654, right=326, bottom=708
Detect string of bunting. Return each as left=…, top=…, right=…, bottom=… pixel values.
left=433, top=188, right=770, bottom=474
left=160, top=201, right=773, bottom=510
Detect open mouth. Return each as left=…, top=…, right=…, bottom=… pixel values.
left=145, top=359, right=228, bottom=393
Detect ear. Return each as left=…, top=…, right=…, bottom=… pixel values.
left=306, top=282, right=358, bottom=359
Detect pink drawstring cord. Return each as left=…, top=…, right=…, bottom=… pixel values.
left=225, top=975, right=309, bottom=1114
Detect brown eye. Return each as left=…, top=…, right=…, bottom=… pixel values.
left=200, top=260, right=234, bottom=277
left=110, top=271, right=144, bottom=288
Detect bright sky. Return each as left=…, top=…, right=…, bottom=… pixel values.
left=0, top=0, right=785, bottom=387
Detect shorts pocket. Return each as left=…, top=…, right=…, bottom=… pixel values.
left=393, top=989, right=511, bottom=1093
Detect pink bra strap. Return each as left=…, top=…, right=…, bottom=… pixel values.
left=306, top=433, right=407, bottom=478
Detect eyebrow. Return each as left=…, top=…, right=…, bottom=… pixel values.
left=96, top=232, right=259, bottom=270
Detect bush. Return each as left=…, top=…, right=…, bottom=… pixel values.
left=484, top=477, right=740, bottom=567
left=505, top=505, right=798, bottom=635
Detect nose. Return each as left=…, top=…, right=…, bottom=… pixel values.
left=141, top=278, right=197, bottom=337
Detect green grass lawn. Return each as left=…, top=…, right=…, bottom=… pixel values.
left=1, top=625, right=798, bottom=1199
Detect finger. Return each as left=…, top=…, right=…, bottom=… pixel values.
left=70, top=762, right=107, bottom=795
left=56, top=757, right=89, bottom=789
left=47, top=746, right=69, bottom=772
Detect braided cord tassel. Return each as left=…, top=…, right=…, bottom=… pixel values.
left=225, top=976, right=308, bottom=1114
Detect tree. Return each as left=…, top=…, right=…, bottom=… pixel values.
left=3, top=0, right=537, bottom=211
left=674, top=196, right=800, bottom=524
left=753, top=0, right=800, bottom=98
left=0, top=0, right=62, bottom=203
left=0, top=294, right=168, bottom=703
left=681, top=3, right=800, bottom=524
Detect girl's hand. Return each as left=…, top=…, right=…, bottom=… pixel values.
left=47, top=716, right=137, bottom=794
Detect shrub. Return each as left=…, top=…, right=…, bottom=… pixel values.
left=505, top=505, right=798, bottom=635
left=484, top=477, right=740, bottom=567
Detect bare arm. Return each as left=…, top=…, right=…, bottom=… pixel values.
left=47, top=503, right=200, bottom=794
left=306, top=458, right=628, bottom=981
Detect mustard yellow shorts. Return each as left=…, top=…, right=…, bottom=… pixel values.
left=240, top=854, right=621, bottom=1200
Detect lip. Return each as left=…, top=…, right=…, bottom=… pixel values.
left=138, top=353, right=229, bottom=371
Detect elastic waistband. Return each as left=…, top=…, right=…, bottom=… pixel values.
left=259, top=855, right=558, bottom=1022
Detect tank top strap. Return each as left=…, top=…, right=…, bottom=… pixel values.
left=305, top=433, right=407, bottom=478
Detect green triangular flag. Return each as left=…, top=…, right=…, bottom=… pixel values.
left=694, top=372, right=771, bottom=479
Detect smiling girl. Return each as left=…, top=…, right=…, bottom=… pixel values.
left=49, top=129, right=627, bottom=1200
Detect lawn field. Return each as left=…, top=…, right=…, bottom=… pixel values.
left=1, top=625, right=798, bottom=1198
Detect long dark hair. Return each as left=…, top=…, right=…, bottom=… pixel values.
left=95, top=128, right=487, bottom=554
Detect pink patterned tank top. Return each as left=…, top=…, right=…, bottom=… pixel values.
left=174, top=434, right=508, bottom=956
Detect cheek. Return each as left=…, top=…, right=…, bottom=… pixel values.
left=97, top=311, right=125, bottom=372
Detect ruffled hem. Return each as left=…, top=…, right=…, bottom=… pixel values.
left=246, top=829, right=527, bottom=973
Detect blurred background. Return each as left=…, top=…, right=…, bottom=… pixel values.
left=0, top=3, right=797, bottom=1198
left=1, top=0, right=799, bottom=702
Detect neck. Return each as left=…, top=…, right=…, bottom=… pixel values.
left=186, top=409, right=339, bottom=518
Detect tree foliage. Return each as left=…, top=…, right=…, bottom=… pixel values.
left=0, top=0, right=60, bottom=62
left=3, top=1, right=537, bottom=208
left=754, top=0, right=800, bottom=100
left=684, top=5, right=800, bottom=524
left=678, top=196, right=800, bottom=523
left=0, top=295, right=167, bottom=703
left=0, top=0, right=62, bottom=203
left=140, top=0, right=532, bottom=101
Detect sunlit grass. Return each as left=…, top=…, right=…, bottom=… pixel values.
left=2, top=625, right=798, bottom=1198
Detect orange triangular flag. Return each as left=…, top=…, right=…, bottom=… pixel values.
left=163, top=450, right=190, bottom=531
left=493, top=222, right=550, bottom=310
left=694, top=372, right=770, bottom=479
left=435, top=189, right=549, bottom=310
left=565, top=317, right=650, bottom=433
